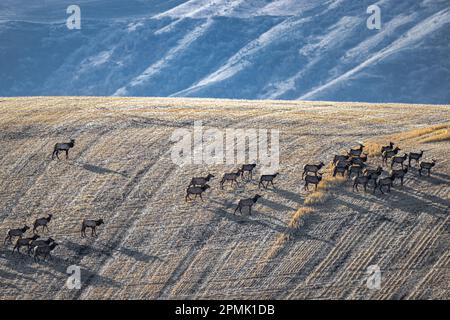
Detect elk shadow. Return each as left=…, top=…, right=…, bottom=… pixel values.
left=79, top=163, right=129, bottom=177
left=267, top=187, right=305, bottom=205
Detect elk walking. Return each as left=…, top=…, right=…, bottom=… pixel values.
left=189, top=174, right=214, bottom=187
left=258, top=173, right=279, bottom=189
left=234, top=195, right=261, bottom=215
left=4, top=225, right=30, bottom=244
left=185, top=185, right=210, bottom=202
left=33, top=214, right=53, bottom=234
left=52, top=139, right=75, bottom=160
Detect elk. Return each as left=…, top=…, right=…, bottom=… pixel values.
left=348, top=164, right=365, bottom=178
left=348, top=143, right=365, bottom=157
left=333, top=160, right=349, bottom=177
left=81, top=219, right=104, bottom=238
left=302, top=162, right=325, bottom=179
left=363, top=166, right=383, bottom=178
left=304, top=174, right=322, bottom=191
left=258, top=173, right=279, bottom=189
left=353, top=175, right=370, bottom=192
left=375, top=176, right=394, bottom=194
left=333, top=154, right=349, bottom=165
left=33, top=242, right=59, bottom=262
left=382, top=147, right=401, bottom=165
left=241, top=164, right=257, bottom=180
left=189, top=174, right=214, bottom=187
left=390, top=167, right=408, bottom=186
left=234, top=195, right=261, bottom=215
left=4, top=225, right=30, bottom=244
left=408, top=150, right=424, bottom=167
left=350, top=154, right=368, bottom=166
left=13, top=235, right=39, bottom=254
left=185, top=185, right=210, bottom=202
left=33, top=214, right=53, bottom=234
left=419, top=159, right=436, bottom=177
left=52, top=139, right=75, bottom=160
left=220, top=169, right=242, bottom=189
left=380, top=142, right=394, bottom=154
left=27, top=237, right=55, bottom=255
left=391, top=153, right=408, bottom=169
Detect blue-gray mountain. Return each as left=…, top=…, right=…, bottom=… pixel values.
left=1, top=0, right=449, bottom=103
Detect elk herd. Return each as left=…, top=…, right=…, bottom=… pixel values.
left=303, top=142, right=437, bottom=194
left=185, top=163, right=272, bottom=215
left=1, top=137, right=439, bottom=264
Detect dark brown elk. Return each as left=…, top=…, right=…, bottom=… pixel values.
left=348, top=164, right=366, bottom=178
left=240, top=164, right=257, bottom=180
left=258, top=173, right=279, bottom=189
left=304, top=174, right=322, bottom=191
left=33, top=242, right=59, bottom=262
left=27, top=237, right=55, bottom=255
left=220, top=169, right=242, bottom=189
left=52, top=139, right=75, bottom=160
left=408, top=151, right=424, bottom=167
left=185, top=185, right=210, bottom=202
left=353, top=175, right=370, bottom=192
left=380, top=142, right=394, bottom=154
left=391, top=153, right=408, bottom=169
left=390, top=167, right=408, bottom=186
left=375, top=176, right=394, bottom=194
left=302, top=162, right=325, bottom=178
left=81, top=219, right=104, bottom=238
left=13, top=235, right=39, bottom=254
left=333, top=154, right=349, bottom=165
left=4, top=225, right=30, bottom=244
left=382, top=147, right=401, bottom=165
left=234, top=195, right=261, bottom=215
left=333, top=160, right=350, bottom=177
left=189, top=174, right=214, bottom=187
left=33, top=214, right=53, bottom=234
left=348, top=143, right=365, bottom=157
left=419, top=159, right=436, bottom=176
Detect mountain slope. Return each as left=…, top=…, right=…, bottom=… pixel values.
left=1, top=0, right=450, bottom=103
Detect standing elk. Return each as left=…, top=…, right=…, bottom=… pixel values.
left=304, top=174, right=322, bottom=191
left=33, top=214, right=53, bottom=234
left=348, top=143, right=365, bottom=157
left=333, top=160, right=350, bottom=177
left=333, top=154, right=349, bottom=165
left=408, top=151, right=424, bottom=167
left=4, top=225, right=30, bottom=244
left=185, top=185, right=210, bottom=202
left=302, top=162, right=325, bottom=179
left=189, top=174, right=214, bottom=187
left=390, top=167, right=408, bottom=186
left=375, top=176, right=395, bottom=194
left=81, top=219, right=104, bottom=238
left=391, top=153, right=408, bottom=169
left=380, top=142, right=394, bottom=154
left=382, top=147, right=401, bottom=165
left=234, top=195, right=261, bottom=215
left=353, top=175, right=370, bottom=192
left=52, top=139, right=75, bottom=160
left=258, top=173, right=279, bottom=189
left=419, top=159, right=436, bottom=177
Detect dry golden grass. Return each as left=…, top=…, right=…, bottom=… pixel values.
left=392, top=122, right=450, bottom=142
left=420, top=128, right=450, bottom=143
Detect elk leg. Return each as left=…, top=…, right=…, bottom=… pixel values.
left=65, top=150, right=69, bottom=159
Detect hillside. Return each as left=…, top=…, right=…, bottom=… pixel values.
left=0, top=97, right=449, bottom=299
left=1, top=0, right=450, bottom=103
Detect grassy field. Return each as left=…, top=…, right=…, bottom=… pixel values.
left=0, top=97, right=448, bottom=299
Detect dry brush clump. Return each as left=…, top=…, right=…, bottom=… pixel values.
left=392, top=122, right=450, bottom=142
